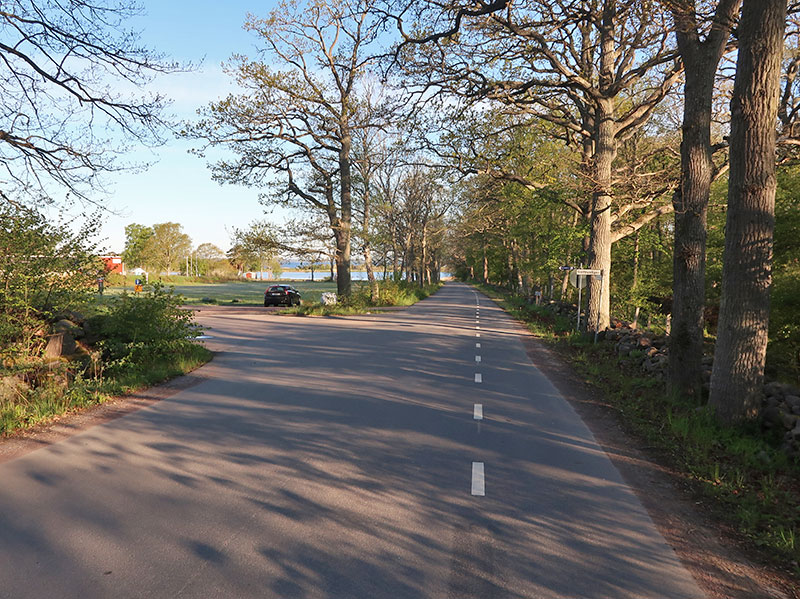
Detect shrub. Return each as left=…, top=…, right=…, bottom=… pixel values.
left=93, top=284, right=201, bottom=375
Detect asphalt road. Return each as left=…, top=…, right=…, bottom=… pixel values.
left=0, top=282, right=705, bottom=598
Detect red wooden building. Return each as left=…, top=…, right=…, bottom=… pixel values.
left=99, top=255, right=124, bottom=275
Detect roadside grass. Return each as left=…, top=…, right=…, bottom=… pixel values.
left=0, top=345, right=211, bottom=435
left=1, top=285, right=213, bottom=437
left=474, top=281, right=800, bottom=573
left=285, top=281, right=443, bottom=316
left=103, top=279, right=341, bottom=306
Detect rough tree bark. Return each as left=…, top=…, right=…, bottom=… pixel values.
left=708, top=0, right=786, bottom=423
left=586, top=11, right=618, bottom=331
left=337, top=122, right=354, bottom=297
left=668, top=0, right=741, bottom=401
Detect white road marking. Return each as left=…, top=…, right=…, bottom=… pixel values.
left=471, top=462, right=485, bottom=496
left=476, top=325, right=480, bottom=330
left=476, top=343, right=481, bottom=348
left=475, top=355, right=481, bottom=363
left=476, top=332, right=481, bottom=337
left=473, top=404, right=483, bottom=420
left=475, top=373, right=482, bottom=383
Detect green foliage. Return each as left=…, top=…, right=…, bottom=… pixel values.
left=767, top=264, right=800, bottom=383
left=93, top=284, right=201, bottom=375
left=0, top=205, right=101, bottom=354
left=145, top=222, right=193, bottom=275
left=291, top=281, right=442, bottom=315
left=122, top=223, right=154, bottom=270
left=228, top=221, right=281, bottom=274
left=767, top=167, right=800, bottom=384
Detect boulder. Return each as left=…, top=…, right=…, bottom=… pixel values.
left=53, top=319, right=84, bottom=339
left=780, top=410, right=799, bottom=431
left=785, top=395, right=800, bottom=411
left=762, top=405, right=784, bottom=429
left=64, top=310, right=86, bottom=324
left=764, top=381, right=792, bottom=399
left=0, top=375, right=28, bottom=402
left=610, top=317, right=626, bottom=329
left=616, top=342, right=635, bottom=357
left=642, top=357, right=667, bottom=374
left=44, top=332, right=77, bottom=359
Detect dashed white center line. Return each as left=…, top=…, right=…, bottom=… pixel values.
left=471, top=462, right=485, bottom=496
left=475, top=355, right=481, bottom=363
left=476, top=342, right=481, bottom=348
left=476, top=332, right=481, bottom=338
left=473, top=404, right=483, bottom=420
left=474, top=373, right=482, bottom=383
left=476, top=325, right=480, bottom=330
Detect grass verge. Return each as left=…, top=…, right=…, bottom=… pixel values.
left=0, top=345, right=211, bottom=436
left=474, top=281, right=800, bottom=574
left=286, top=281, right=443, bottom=316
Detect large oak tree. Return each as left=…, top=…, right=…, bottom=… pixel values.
left=709, top=0, right=787, bottom=423
left=186, top=0, right=388, bottom=297
left=394, top=0, right=682, bottom=330
left=666, top=0, right=741, bottom=400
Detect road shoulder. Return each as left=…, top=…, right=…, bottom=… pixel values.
left=515, top=322, right=797, bottom=599
left=0, top=372, right=207, bottom=464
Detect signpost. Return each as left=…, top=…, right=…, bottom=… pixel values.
left=574, top=268, right=602, bottom=277
left=568, top=267, right=604, bottom=333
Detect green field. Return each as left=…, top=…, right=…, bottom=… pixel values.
left=105, top=279, right=347, bottom=306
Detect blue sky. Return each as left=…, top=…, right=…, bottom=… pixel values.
left=97, top=0, right=284, bottom=254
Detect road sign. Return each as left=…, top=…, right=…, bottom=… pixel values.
left=569, top=269, right=587, bottom=289
left=558, top=265, right=574, bottom=271
left=574, top=268, right=602, bottom=276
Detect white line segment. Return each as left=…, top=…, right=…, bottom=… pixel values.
left=473, top=404, right=483, bottom=420
left=471, top=462, right=485, bottom=496
left=476, top=343, right=481, bottom=348
left=475, top=355, right=481, bottom=363
left=474, top=373, right=482, bottom=383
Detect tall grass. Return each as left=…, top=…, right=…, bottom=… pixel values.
left=290, top=280, right=442, bottom=315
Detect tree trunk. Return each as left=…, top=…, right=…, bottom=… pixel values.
left=362, top=179, right=378, bottom=302
left=511, top=239, right=525, bottom=294
left=391, top=224, right=400, bottom=281
left=709, top=0, right=785, bottom=423
left=482, top=244, right=489, bottom=283
left=669, top=0, right=742, bottom=401
left=632, top=229, right=640, bottom=290
left=337, top=125, right=353, bottom=297
left=587, top=99, right=616, bottom=332
left=421, top=221, right=428, bottom=288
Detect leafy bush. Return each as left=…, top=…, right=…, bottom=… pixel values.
left=0, top=204, right=102, bottom=346
left=341, top=280, right=441, bottom=308
left=767, top=265, right=800, bottom=385
left=93, top=284, right=202, bottom=375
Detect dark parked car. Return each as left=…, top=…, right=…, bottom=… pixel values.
left=264, top=284, right=302, bottom=307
